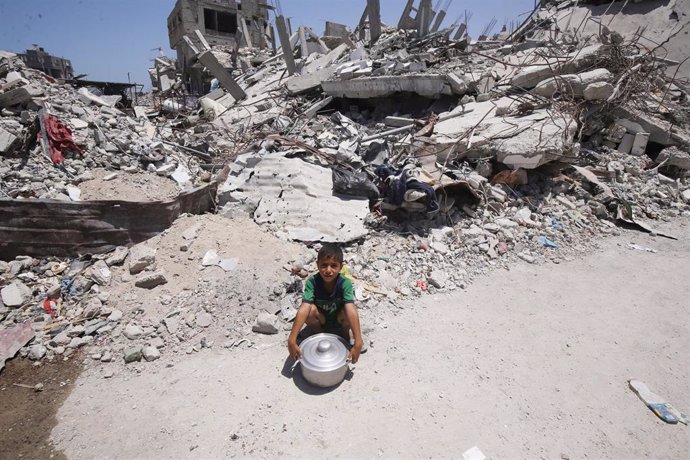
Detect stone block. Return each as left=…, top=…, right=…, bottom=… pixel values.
left=1, top=281, right=31, bottom=307
left=583, top=81, right=614, bottom=101
left=0, top=127, right=17, bottom=154
left=617, top=134, right=635, bottom=154
left=128, top=244, right=156, bottom=274
left=630, top=133, right=650, bottom=156
left=134, top=271, right=168, bottom=289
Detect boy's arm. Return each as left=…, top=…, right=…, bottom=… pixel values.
left=287, top=302, right=311, bottom=360
left=344, top=302, right=363, bottom=364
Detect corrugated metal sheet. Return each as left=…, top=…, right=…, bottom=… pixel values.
left=0, top=182, right=218, bottom=260
left=236, top=154, right=369, bottom=243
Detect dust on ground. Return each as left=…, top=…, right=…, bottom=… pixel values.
left=47, top=220, right=690, bottom=459
left=78, top=168, right=180, bottom=201
left=0, top=353, right=82, bottom=460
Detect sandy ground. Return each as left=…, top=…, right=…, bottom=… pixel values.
left=78, top=168, right=180, bottom=202
left=43, top=220, right=690, bottom=459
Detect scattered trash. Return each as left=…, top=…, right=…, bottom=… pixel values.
left=462, top=446, right=486, bottom=460
left=627, top=243, right=657, bottom=254
left=629, top=379, right=689, bottom=425
left=201, top=250, right=238, bottom=272
left=537, top=236, right=559, bottom=249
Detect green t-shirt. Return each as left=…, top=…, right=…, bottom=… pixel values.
left=302, top=273, right=355, bottom=321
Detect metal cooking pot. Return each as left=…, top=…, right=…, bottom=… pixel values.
left=299, top=333, right=349, bottom=387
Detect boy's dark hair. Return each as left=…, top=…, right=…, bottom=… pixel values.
left=317, top=244, right=343, bottom=264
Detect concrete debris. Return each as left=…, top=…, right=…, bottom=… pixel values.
left=1, top=281, right=31, bottom=308
left=2, top=0, right=690, bottom=377
left=129, top=245, right=156, bottom=274
left=134, top=271, right=168, bottom=289
left=252, top=312, right=279, bottom=335
left=142, top=346, right=161, bottom=362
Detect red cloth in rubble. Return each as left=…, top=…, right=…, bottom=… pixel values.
left=42, top=114, right=83, bottom=164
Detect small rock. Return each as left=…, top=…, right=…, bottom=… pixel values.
left=100, top=351, right=113, bottom=362
left=164, top=317, right=179, bottom=334
left=66, top=325, right=85, bottom=338
left=128, top=244, right=156, bottom=274
left=105, top=246, right=128, bottom=266
left=107, top=309, right=123, bottom=322
left=583, top=81, right=614, bottom=101
left=123, top=346, right=143, bottom=363
left=196, top=312, right=213, bottom=328
left=1, top=281, right=31, bottom=308
left=517, top=252, right=536, bottom=264
left=150, top=337, right=165, bottom=349
left=102, top=369, right=115, bottom=378
left=427, top=270, right=449, bottom=289
left=252, top=312, right=279, bottom=334
left=142, top=346, right=161, bottom=362
left=89, top=260, right=112, bottom=285
left=134, top=271, right=168, bottom=289
left=123, top=324, right=144, bottom=340
left=28, top=344, right=47, bottom=361
left=50, top=332, right=72, bottom=347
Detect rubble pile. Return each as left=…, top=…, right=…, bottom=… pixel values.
left=0, top=51, right=208, bottom=200
left=2, top=0, right=690, bottom=373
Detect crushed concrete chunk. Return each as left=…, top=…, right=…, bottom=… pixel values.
left=252, top=312, right=279, bottom=334
left=129, top=244, right=156, bottom=274
left=134, top=271, right=168, bottom=289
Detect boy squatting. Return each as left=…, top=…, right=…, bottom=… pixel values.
left=287, top=244, right=364, bottom=364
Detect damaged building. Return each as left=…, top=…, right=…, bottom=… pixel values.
left=167, top=0, right=271, bottom=93
left=18, top=45, right=74, bottom=80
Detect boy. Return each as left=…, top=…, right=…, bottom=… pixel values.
left=287, top=244, right=364, bottom=364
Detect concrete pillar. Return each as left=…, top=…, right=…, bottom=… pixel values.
left=453, top=22, right=467, bottom=40
left=358, top=5, right=369, bottom=41
left=197, top=50, right=246, bottom=100
left=417, top=0, right=432, bottom=36
left=367, top=0, right=382, bottom=44
left=268, top=25, right=277, bottom=55
left=398, top=0, right=416, bottom=29
left=298, top=27, right=309, bottom=58
left=276, top=15, right=296, bottom=75
left=431, top=9, right=447, bottom=33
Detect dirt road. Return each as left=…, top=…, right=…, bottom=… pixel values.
left=48, top=222, right=689, bottom=459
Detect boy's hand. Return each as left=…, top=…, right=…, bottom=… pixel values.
left=288, top=340, right=301, bottom=361
left=348, top=342, right=362, bottom=364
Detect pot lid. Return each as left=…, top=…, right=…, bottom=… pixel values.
left=300, top=333, right=348, bottom=372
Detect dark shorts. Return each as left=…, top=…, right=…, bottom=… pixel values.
left=319, top=308, right=348, bottom=339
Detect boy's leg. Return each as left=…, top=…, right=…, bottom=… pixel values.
left=305, top=304, right=326, bottom=332
left=336, top=308, right=352, bottom=341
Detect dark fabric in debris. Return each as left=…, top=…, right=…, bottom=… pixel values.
left=374, top=164, right=439, bottom=212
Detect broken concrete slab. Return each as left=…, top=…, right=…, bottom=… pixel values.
left=533, top=68, right=612, bottom=98
left=1, top=281, right=31, bottom=308
left=630, top=132, right=650, bottom=156
left=511, top=44, right=608, bottom=89
left=656, top=146, right=690, bottom=170
left=0, top=321, right=34, bottom=372
left=0, top=85, right=42, bottom=108
left=617, top=133, right=635, bottom=154
left=134, top=271, right=168, bottom=289
left=286, top=43, right=350, bottom=95
left=446, top=73, right=468, bottom=95
left=128, top=245, right=156, bottom=274
left=584, top=81, right=615, bottom=101
left=0, top=127, right=18, bottom=154
left=221, top=153, right=369, bottom=243
left=197, top=50, right=246, bottom=101
left=322, top=75, right=451, bottom=99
